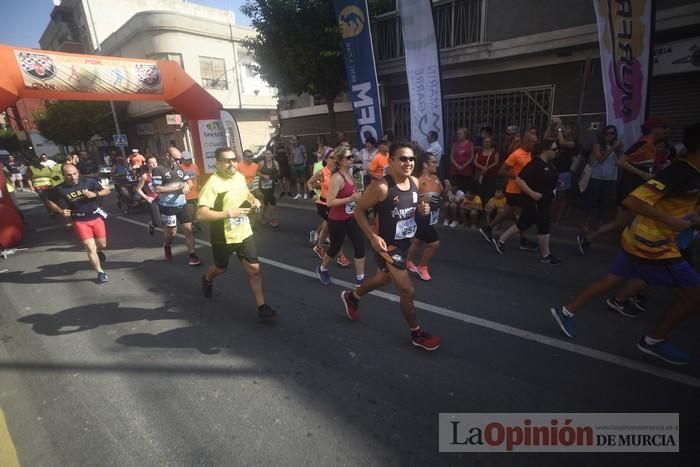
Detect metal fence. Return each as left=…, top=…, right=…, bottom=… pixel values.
left=391, top=85, right=555, bottom=148
left=374, top=0, right=485, bottom=61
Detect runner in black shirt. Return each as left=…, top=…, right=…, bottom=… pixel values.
left=339, top=141, right=441, bottom=351
left=46, top=164, right=112, bottom=282
left=492, top=140, right=562, bottom=265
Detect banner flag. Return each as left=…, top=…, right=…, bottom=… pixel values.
left=334, top=0, right=384, bottom=144
left=593, top=0, right=654, bottom=149
left=398, top=0, right=444, bottom=153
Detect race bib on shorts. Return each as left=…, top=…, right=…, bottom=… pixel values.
left=95, top=207, right=108, bottom=219
left=395, top=218, right=417, bottom=240
left=429, top=209, right=440, bottom=226
left=261, top=179, right=273, bottom=189
left=345, top=201, right=356, bottom=215
left=229, top=216, right=250, bottom=227
left=161, top=214, right=177, bottom=227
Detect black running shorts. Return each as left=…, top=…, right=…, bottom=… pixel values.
left=212, top=235, right=259, bottom=269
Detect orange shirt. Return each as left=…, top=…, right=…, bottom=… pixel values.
left=238, top=161, right=258, bottom=188
left=181, top=162, right=201, bottom=200
left=129, top=154, right=145, bottom=168
left=504, top=148, right=532, bottom=194
left=368, top=151, right=390, bottom=178
left=319, top=166, right=332, bottom=202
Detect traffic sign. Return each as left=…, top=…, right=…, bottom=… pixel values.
left=112, top=134, right=128, bottom=146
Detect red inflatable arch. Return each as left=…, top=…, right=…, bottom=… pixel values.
left=0, top=44, right=231, bottom=244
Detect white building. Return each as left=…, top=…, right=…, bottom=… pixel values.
left=39, top=0, right=277, bottom=155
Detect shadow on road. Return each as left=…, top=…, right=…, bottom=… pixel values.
left=1, top=260, right=141, bottom=285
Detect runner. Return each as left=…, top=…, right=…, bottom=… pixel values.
left=406, top=151, right=442, bottom=281
left=152, top=147, right=201, bottom=265
left=340, top=141, right=441, bottom=351
left=180, top=151, right=201, bottom=231
left=134, top=155, right=161, bottom=235
left=197, top=147, right=278, bottom=322
left=368, top=140, right=391, bottom=181
left=306, top=148, right=351, bottom=266
left=45, top=164, right=111, bottom=283
left=316, top=145, right=365, bottom=285
left=257, top=149, right=280, bottom=227
left=551, top=123, right=700, bottom=365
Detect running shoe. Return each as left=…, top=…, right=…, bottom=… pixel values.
left=443, top=219, right=449, bottom=227
left=293, top=194, right=301, bottom=200
left=406, top=260, right=419, bottom=274
left=97, top=271, right=108, bottom=283
left=257, top=304, right=278, bottom=323
left=629, top=294, right=648, bottom=312
left=303, top=193, right=308, bottom=200
left=540, top=254, right=562, bottom=265
left=416, top=265, right=432, bottom=281
left=550, top=306, right=575, bottom=338
left=337, top=253, right=351, bottom=268
left=164, top=243, right=173, bottom=261
left=309, top=230, right=316, bottom=245
left=188, top=253, right=202, bottom=266
left=312, top=245, right=325, bottom=259
left=341, top=290, right=359, bottom=321
left=317, top=265, right=332, bottom=285
left=97, top=250, right=106, bottom=263
left=270, top=219, right=280, bottom=228
left=637, top=337, right=689, bottom=365
left=410, top=328, right=441, bottom=351
left=605, top=297, right=641, bottom=318
left=148, top=221, right=155, bottom=235
left=201, top=274, right=213, bottom=298
left=576, top=234, right=591, bottom=256
left=478, top=226, right=493, bottom=242
left=519, top=238, right=539, bottom=251
left=492, top=238, right=505, bottom=254
left=449, top=220, right=459, bottom=228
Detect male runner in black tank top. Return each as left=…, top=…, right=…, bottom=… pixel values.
left=340, top=141, right=441, bottom=351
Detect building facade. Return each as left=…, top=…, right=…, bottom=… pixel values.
left=281, top=0, right=700, bottom=151
left=39, top=0, right=277, bottom=155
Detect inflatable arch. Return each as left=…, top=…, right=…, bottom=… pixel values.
left=0, top=44, right=239, bottom=245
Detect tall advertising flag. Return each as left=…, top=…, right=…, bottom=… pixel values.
left=594, top=0, right=654, bottom=149
left=334, top=0, right=384, bottom=144
left=399, top=0, right=444, bottom=152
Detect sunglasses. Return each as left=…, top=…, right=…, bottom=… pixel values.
left=399, top=156, right=416, bottom=163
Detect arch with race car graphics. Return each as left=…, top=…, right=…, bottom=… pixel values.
left=0, top=44, right=237, bottom=244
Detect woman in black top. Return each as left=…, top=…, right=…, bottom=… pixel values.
left=492, top=140, right=562, bottom=265
left=544, top=119, right=578, bottom=223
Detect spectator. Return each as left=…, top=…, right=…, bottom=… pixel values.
left=290, top=135, right=308, bottom=199
left=128, top=149, right=146, bottom=171
left=474, top=135, right=500, bottom=201
left=426, top=130, right=443, bottom=162
left=449, top=127, right=474, bottom=192
left=442, top=179, right=464, bottom=227
left=484, top=187, right=507, bottom=228
left=76, top=151, right=99, bottom=180
left=6, top=155, right=25, bottom=191
left=357, top=136, right=377, bottom=188
left=40, top=153, right=57, bottom=168
left=368, top=140, right=391, bottom=181
left=544, top=118, right=578, bottom=224
left=583, top=125, right=623, bottom=232
left=460, top=189, right=483, bottom=229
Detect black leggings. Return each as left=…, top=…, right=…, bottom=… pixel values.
left=148, top=201, right=162, bottom=227
left=327, top=218, right=365, bottom=258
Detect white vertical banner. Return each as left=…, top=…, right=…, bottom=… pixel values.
left=398, top=0, right=444, bottom=152
left=197, top=119, right=228, bottom=174
left=593, top=0, right=654, bottom=149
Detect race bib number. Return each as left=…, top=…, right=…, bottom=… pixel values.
left=261, top=179, right=273, bottom=189
left=429, top=209, right=440, bottom=226
left=161, top=214, right=177, bottom=227
left=383, top=165, right=389, bottom=176
left=228, top=216, right=250, bottom=227
left=95, top=207, right=108, bottom=219
left=345, top=201, right=356, bottom=215
left=395, top=217, right=417, bottom=240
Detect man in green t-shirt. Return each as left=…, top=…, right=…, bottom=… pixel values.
left=197, top=147, right=278, bottom=322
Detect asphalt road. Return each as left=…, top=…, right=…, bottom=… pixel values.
left=1, top=190, right=698, bottom=466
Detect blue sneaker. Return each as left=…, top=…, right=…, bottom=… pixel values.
left=550, top=306, right=575, bottom=338
left=637, top=337, right=689, bottom=365
left=355, top=276, right=365, bottom=287
left=317, top=266, right=332, bottom=285
left=97, top=271, right=108, bottom=283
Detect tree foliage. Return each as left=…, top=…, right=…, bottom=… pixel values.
left=34, top=101, right=117, bottom=147
left=0, top=127, right=20, bottom=152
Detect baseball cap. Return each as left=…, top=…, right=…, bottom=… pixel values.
left=181, top=151, right=193, bottom=160
left=643, top=116, right=671, bottom=130
left=131, top=148, right=140, bottom=153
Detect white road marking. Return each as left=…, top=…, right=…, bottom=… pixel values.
left=114, top=215, right=700, bottom=389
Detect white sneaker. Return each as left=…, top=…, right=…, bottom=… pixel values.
left=449, top=220, right=459, bottom=228
left=309, top=230, right=315, bottom=245
left=443, top=219, right=449, bottom=226
left=303, top=193, right=308, bottom=200
left=293, top=194, right=302, bottom=200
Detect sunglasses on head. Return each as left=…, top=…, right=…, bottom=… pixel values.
left=399, top=156, right=416, bottom=163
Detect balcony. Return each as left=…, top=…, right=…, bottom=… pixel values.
left=374, top=0, right=485, bottom=61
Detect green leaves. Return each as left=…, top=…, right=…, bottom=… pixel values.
left=34, top=101, right=118, bottom=147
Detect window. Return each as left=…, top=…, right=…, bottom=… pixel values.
left=147, top=53, right=184, bottom=69
left=199, top=56, right=228, bottom=90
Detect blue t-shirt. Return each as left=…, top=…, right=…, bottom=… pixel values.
left=151, top=163, right=190, bottom=207
left=48, top=178, right=104, bottom=220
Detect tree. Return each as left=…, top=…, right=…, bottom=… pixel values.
left=0, top=127, right=20, bottom=153
left=241, top=0, right=349, bottom=136
left=34, top=101, right=118, bottom=148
